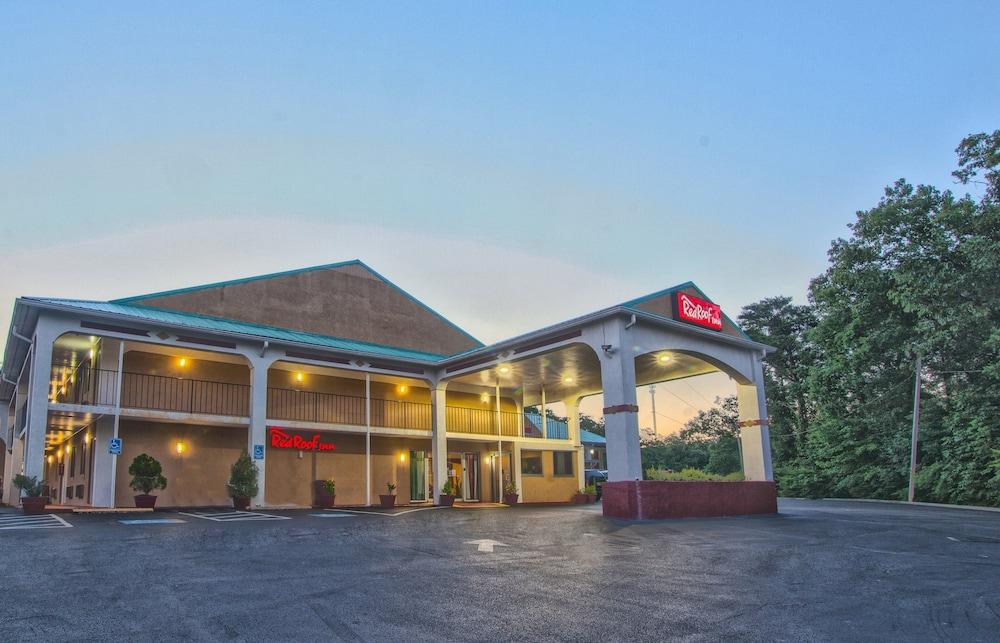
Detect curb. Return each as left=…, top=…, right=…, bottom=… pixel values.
left=806, top=497, right=1000, bottom=514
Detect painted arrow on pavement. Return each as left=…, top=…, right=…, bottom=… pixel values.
left=465, top=539, right=508, bottom=553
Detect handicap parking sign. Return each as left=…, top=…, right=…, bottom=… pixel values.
left=253, top=444, right=264, bottom=460
left=109, top=438, right=123, bottom=455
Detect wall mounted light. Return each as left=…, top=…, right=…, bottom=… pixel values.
left=295, top=372, right=304, bottom=382
left=563, top=376, right=574, bottom=384
left=65, top=444, right=72, bottom=454
left=498, top=365, right=511, bottom=375
left=175, top=441, right=186, bottom=455
left=480, top=392, right=490, bottom=403
left=658, top=354, right=673, bottom=364
left=47, top=455, right=54, bottom=465
left=399, top=453, right=407, bottom=462
left=178, top=357, right=189, bottom=367
left=397, top=384, right=409, bottom=394
left=84, top=433, right=91, bottom=445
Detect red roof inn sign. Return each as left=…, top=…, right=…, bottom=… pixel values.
left=269, top=427, right=336, bottom=452
left=675, top=292, right=723, bottom=331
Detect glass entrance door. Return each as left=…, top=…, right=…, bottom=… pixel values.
left=410, top=450, right=428, bottom=501
left=462, top=453, right=480, bottom=501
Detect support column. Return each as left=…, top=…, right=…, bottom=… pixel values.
left=566, top=397, right=585, bottom=491
left=23, top=322, right=58, bottom=486
left=540, top=385, right=547, bottom=438
left=737, top=355, right=774, bottom=481
left=365, top=373, right=371, bottom=507
left=597, top=319, right=642, bottom=482
left=430, top=385, right=448, bottom=505
left=512, top=442, right=522, bottom=503
left=90, top=339, right=122, bottom=507
left=248, top=353, right=274, bottom=508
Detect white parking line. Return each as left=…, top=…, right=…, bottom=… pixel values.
left=309, top=513, right=356, bottom=518
left=178, top=510, right=290, bottom=522
left=119, top=518, right=187, bottom=525
left=323, top=506, right=445, bottom=518
left=0, top=514, right=73, bottom=530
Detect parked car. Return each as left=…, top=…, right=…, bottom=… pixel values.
left=584, top=469, right=608, bottom=499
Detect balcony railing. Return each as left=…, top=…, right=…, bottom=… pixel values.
left=48, top=370, right=569, bottom=439
left=53, top=368, right=251, bottom=417
left=268, top=388, right=432, bottom=431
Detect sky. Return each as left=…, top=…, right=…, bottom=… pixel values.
left=2, top=2, right=998, bottom=436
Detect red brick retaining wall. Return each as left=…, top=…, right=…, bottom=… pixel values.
left=602, top=481, right=778, bottom=519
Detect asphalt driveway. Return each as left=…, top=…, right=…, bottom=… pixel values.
left=1, top=499, right=997, bottom=642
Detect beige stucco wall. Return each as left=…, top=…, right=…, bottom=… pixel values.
left=264, top=432, right=432, bottom=507
left=521, top=449, right=579, bottom=503
left=114, top=420, right=247, bottom=507
left=124, top=351, right=250, bottom=384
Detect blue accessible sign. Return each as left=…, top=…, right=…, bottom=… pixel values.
left=109, top=438, right=123, bottom=455
left=253, top=444, right=264, bottom=460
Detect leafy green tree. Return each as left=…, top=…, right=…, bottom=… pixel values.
left=807, top=131, right=1000, bottom=505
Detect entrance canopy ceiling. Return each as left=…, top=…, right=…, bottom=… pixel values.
left=445, top=343, right=722, bottom=406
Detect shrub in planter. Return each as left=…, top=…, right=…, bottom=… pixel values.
left=13, top=474, right=47, bottom=515
left=502, top=477, right=519, bottom=505
left=226, top=451, right=259, bottom=510
left=573, top=488, right=590, bottom=504
left=438, top=480, right=456, bottom=507
left=583, top=484, right=598, bottom=503
left=313, top=478, right=336, bottom=508
left=128, top=453, right=167, bottom=509
left=380, top=482, right=396, bottom=509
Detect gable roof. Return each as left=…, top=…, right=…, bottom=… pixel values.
left=581, top=429, right=606, bottom=444
left=112, top=259, right=483, bottom=349
left=619, top=281, right=751, bottom=340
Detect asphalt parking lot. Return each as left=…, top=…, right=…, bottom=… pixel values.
left=1, top=499, right=998, bottom=642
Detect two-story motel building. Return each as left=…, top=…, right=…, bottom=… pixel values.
left=0, top=260, right=774, bottom=511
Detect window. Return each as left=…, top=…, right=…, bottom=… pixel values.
left=521, top=451, right=542, bottom=475
left=553, top=451, right=574, bottom=476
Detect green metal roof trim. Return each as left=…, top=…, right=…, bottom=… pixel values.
left=620, top=280, right=752, bottom=341
left=580, top=429, right=606, bottom=444
left=28, top=297, right=450, bottom=362
left=110, top=259, right=484, bottom=348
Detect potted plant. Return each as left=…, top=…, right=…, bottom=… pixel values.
left=128, top=453, right=167, bottom=509
left=573, top=488, right=590, bottom=504
left=583, top=484, right=598, bottom=503
left=380, top=482, right=396, bottom=508
left=226, top=451, right=259, bottom=510
left=438, top=480, right=456, bottom=507
left=313, top=478, right=336, bottom=508
left=13, top=474, right=47, bottom=515
left=502, top=477, right=519, bottom=505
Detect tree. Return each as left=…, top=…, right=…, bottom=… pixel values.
left=806, top=131, right=1000, bottom=505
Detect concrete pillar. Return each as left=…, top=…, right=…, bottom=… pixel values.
left=23, top=321, right=58, bottom=484
left=737, top=356, right=774, bottom=481
left=90, top=416, right=117, bottom=507
left=430, top=385, right=448, bottom=504
left=566, top=398, right=585, bottom=490
left=247, top=353, right=275, bottom=508
left=512, top=442, right=522, bottom=503
left=597, top=319, right=643, bottom=482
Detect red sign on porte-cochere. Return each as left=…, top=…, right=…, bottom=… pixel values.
left=269, top=428, right=336, bottom=452
left=675, top=292, right=723, bottom=331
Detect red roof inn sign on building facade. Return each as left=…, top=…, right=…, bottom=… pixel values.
left=269, top=428, right=336, bottom=452
left=675, top=292, right=723, bottom=331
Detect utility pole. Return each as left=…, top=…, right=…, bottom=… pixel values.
left=907, top=356, right=922, bottom=503
left=649, top=385, right=657, bottom=436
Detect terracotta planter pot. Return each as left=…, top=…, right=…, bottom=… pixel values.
left=573, top=493, right=589, bottom=504
left=503, top=493, right=519, bottom=505
left=134, top=494, right=158, bottom=509
left=232, top=497, right=251, bottom=510
left=312, top=481, right=336, bottom=508
left=21, top=496, right=47, bottom=515
left=587, top=493, right=597, bottom=504
left=438, top=494, right=455, bottom=507
left=379, top=494, right=396, bottom=509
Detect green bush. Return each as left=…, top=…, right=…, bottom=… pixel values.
left=645, top=467, right=744, bottom=482
left=13, top=474, right=45, bottom=497
left=322, top=478, right=336, bottom=495
left=226, top=451, right=259, bottom=499
left=503, top=477, right=518, bottom=495
left=128, top=453, right=167, bottom=494
left=583, top=484, right=597, bottom=494
left=441, top=479, right=456, bottom=496
left=386, top=481, right=396, bottom=494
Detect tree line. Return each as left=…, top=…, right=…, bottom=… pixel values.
left=642, top=131, right=1000, bottom=506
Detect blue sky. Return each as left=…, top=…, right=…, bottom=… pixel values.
left=2, top=2, right=997, bottom=433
